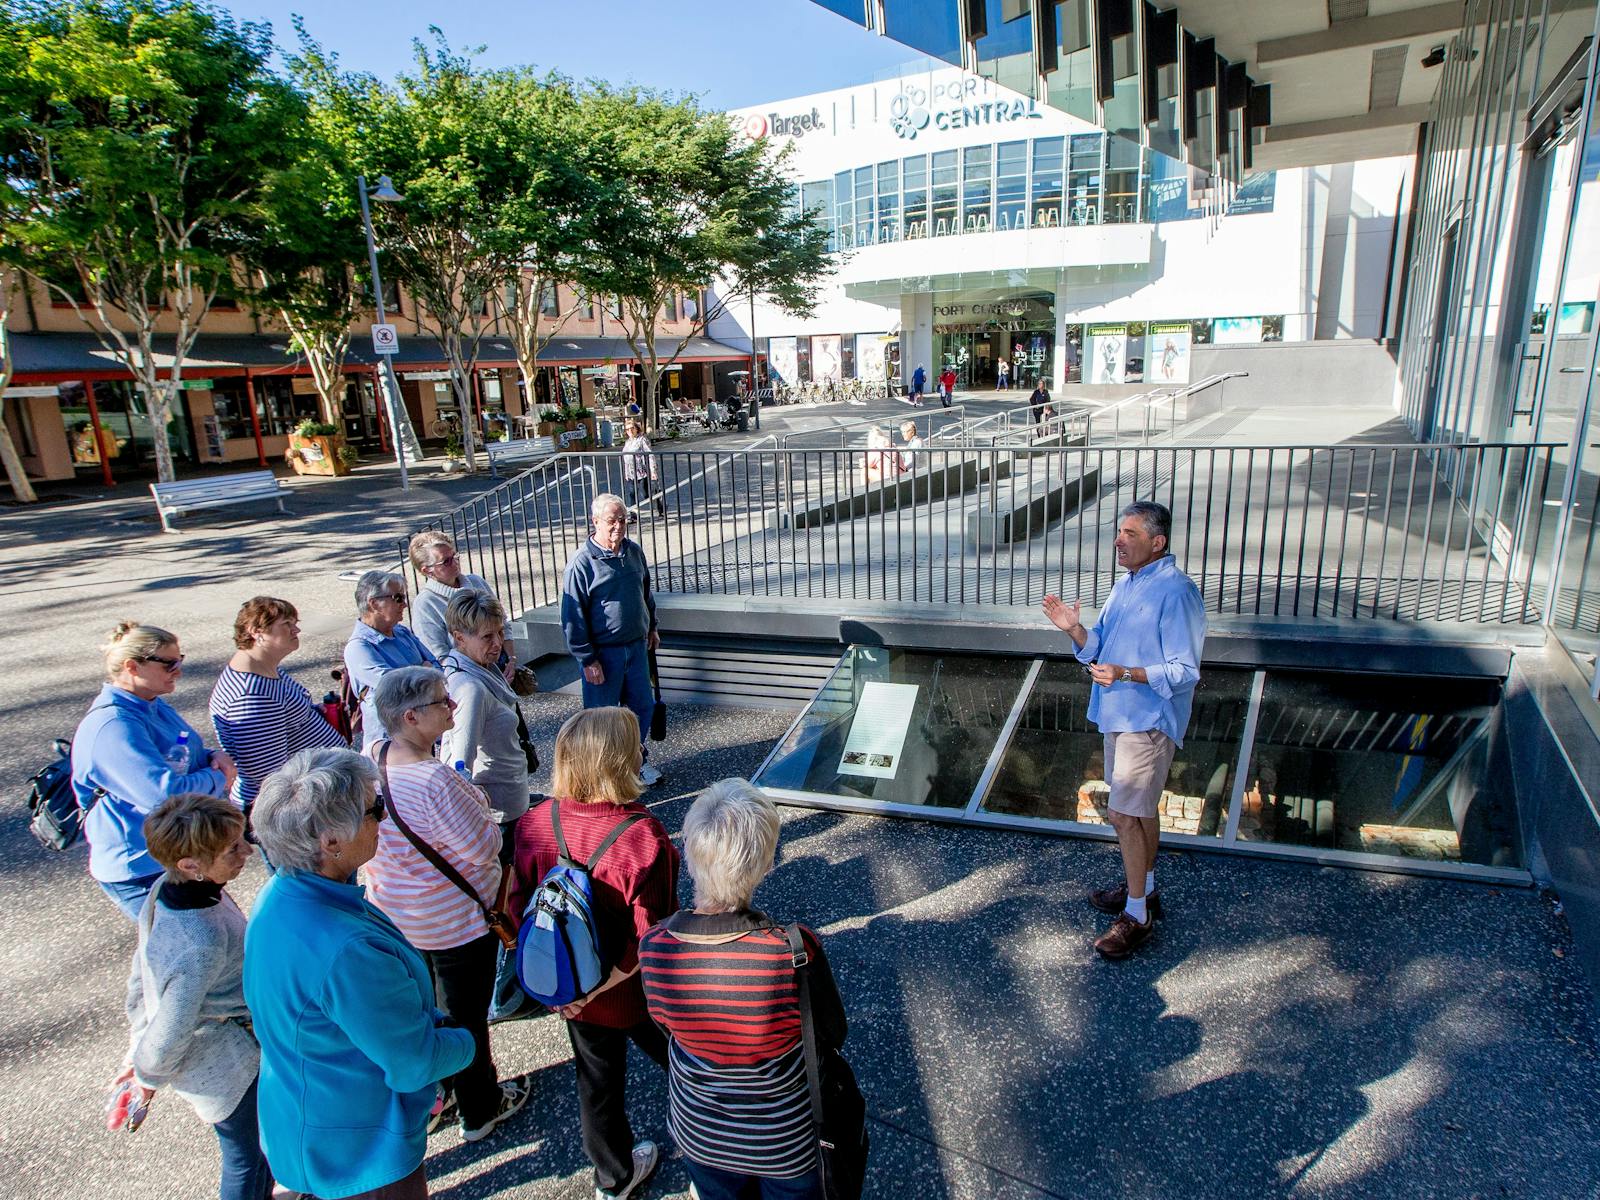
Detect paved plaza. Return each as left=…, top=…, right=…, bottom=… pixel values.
left=3, top=402, right=1598, bottom=1198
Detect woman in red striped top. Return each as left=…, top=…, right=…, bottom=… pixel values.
left=510, top=707, right=678, bottom=1200
left=639, top=779, right=847, bottom=1200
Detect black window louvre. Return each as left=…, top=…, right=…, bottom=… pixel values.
left=966, top=0, right=988, bottom=41
left=1182, top=32, right=1215, bottom=142
left=1142, top=3, right=1177, bottom=126
left=1215, top=53, right=1230, bottom=158
left=1094, top=0, right=1133, bottom=102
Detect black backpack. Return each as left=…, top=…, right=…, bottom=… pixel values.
left=28, top=739, right=97, bottom=852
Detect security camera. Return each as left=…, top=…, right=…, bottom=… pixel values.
left=1421, top=44, right=1446, bottom=68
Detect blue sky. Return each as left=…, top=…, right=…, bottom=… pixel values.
left=220, top=0, right=923, bottom=109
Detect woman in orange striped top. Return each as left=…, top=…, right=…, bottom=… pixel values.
left=365, top=666, right=531, bottom=1144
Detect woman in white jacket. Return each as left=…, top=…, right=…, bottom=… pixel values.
left=116, top=793, right=271, bottom=1200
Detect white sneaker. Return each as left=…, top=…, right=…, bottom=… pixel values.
left=596, top=1139, right=660, bottom=1200
left=638, top=762, right=663, bottom=787
left=460, top=1074, right=533, bottom=1142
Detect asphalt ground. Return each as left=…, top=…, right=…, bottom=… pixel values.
left=3, top=407, right=1598, bottom=1199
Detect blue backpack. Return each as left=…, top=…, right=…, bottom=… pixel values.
left=516, top=802, right=647, bottom=1007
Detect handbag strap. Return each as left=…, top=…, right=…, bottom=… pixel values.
left=377, top=741, right=495, bottom=923
left=550, top=800, right=647, bottom=873
left=783, top=923, right=830, bottom=1154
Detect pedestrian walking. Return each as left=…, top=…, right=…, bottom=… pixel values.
left=910, top=364, right=927, bottom=406
left=997, top=358, right=1010, bottom=390
left=1042, top=501, right=1206, bottom=959
left=938, top=367, right=956, bottom=407
left=621, top=418, right=666, bottom=518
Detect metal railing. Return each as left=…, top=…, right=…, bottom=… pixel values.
left=405, top=439, right=1566, bottom=626
left=780, top=406, right=970, bottom=448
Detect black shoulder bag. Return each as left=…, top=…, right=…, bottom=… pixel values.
left=783, top=924, right=868, bottom=1200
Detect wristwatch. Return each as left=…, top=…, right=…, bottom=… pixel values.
left=1119, top=667, right=1134, bottom=683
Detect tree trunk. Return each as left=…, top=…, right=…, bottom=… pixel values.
left=134, top=333, right=178, bottom=484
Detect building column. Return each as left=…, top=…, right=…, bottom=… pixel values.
left=899, top=292, right=934, bottom=391
left=1053, top=274, right=1071, bottom=393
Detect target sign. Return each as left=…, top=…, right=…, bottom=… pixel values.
left=371, top=323, right=399, bottom=355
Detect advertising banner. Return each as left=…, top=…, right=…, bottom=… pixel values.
left=812, top=334, right=842, bottom=383
left=1087, top=324, right=1128, bottom=385
left=856, top=334, right=888, bottom=381
left=768, top=336, right=798, bottom=386
left=1213, top=316, right=1264, bottom=345
left=1146, top=321, right=1192, bottom=385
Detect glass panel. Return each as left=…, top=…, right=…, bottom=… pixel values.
left=854, top=165, right=875, bottom=246
left=902, top=155, right=929, bottom=239
left=981, top=661, right=1253, bottom=834
left=962, top=144, right=992, bottom=232
left=931, top=149, right=959, bottom=236
left=876, top=160, right=899, bottom=244
left=1150, top=59, right=1181, bottom=159
left=833, top=170, right=854, bottom=250
left=976, top=0, right=1036, bottom=99
left=1241, top=672, right=1513, bottom=866
left=1105, top=135, right=1141, bottom=223
left=796, top=337, right=812, bottom=383
left=1047, top=0, right=1097, bottom=124
left=995, top=140, right=1028, bottom=230
left=1066, top=133, right=1103, bottom=224
left=801, top=179, right=835, bottom=252
left=882, top=0, right=963, bottom=65
left=811, top=0, right=867, bottom=25
left=1104, top=24, right=1141, bottom=141
left=1030, top=136, right=1064, bottom=227
left=754, top=647, right=1033, bottom=808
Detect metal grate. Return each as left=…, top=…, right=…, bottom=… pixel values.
left=1369, top=45, right=1409, bottom=111
left=1328, top=0, right=1369, bottom=22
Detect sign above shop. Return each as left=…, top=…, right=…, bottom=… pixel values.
left=889, top=76, right=1043, bottom=141
left=743, top=106, right=825, bottom=141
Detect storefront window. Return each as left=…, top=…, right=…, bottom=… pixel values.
left=931, top=150, right=959, bottom=236
left=841, top=339, right=856, bottom=379
left=854, top=166, right=874, bottom=246
left=255, top=377, right=322, bottom=437
left=1030, top=137, right=1064, bottom=227
left=962, top=145, right=993, bottom=232
left=1066, top=133, right=1103, bottom=224
left=209, top=381, right=254, bottom=440
left=1046, top=0, right=1097, bottom=125
left=834, top=169, right=855, bottom=249
left=902, top=155, right=929, bottom=239
left=876, top=160, right=900, bottom=244
left=995, top=140, right=1028, bottom=231
left=796, top=337, right=812, bottom=383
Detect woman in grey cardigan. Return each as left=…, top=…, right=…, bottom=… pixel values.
left=439, top=588, right=535, bottom=1020
left=117, top=793, right=271, bottom=1200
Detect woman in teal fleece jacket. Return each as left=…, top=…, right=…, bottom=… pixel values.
left=245, top=747, right=474, bottom=1200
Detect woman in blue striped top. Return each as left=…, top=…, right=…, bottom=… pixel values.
left=209, top=597, right=345, bottom=818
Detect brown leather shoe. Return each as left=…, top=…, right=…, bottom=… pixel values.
left=1088, top=884, right=1164, bottom=919
left=1094, top=912, right=1155, bottom=959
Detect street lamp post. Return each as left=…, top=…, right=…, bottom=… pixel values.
left=749, top=289, right=760, bottom=432
left=358, top=173, right=409, bottom=491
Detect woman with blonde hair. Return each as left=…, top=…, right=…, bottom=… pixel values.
left=114, top=793, right=272, bottom=1199
left=510, top=707, right=679, bottom=1200
left=73, top=622, right=237, bottom=920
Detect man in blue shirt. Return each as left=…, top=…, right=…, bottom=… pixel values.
left=562, top=493, right=663, bottom=786
left=1043, top=501, right=1205, bottom=959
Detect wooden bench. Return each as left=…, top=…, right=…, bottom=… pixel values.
left=149, top=470, right=288, bottom=533
left=484, top=435, right=556, bottom=477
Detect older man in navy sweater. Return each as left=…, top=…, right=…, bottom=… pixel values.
left=561, top=493, right=663, bottom=787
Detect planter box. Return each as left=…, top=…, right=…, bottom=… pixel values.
left=286, top=433, right=350, bottom=477
left=558, top=417, right=597, bottom=450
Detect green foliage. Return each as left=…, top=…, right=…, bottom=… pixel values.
left=338, top=444, right=360, bottom=464
left=294, top=419, right=340, bottom=437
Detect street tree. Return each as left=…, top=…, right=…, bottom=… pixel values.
left=0, top=0, right=303, bottom=484
left=580, top=86, right=833, bottom=430
left=300, top=33, right=535, bottom=472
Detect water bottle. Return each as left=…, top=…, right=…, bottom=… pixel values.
left=164, top=731, right=190, bottom=774
left=452, top=759, right=472, bottom=779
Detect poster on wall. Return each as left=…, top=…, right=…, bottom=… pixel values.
left=1213, top=316, right=1264, bottom=345
left=1145, top=321, right=1192, bottom=384
left=768, top=336, right=798, bottom=386
left=856, top=334, right=888, bottom=381
left=813, top=334, right=842, bottom=383
left=1086, top=324, right=1128, bottom=385
left=836, top=682, right=919, bottom=780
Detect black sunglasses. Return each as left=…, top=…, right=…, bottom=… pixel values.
left=366, top=794, right=387, bottom=822
left=138, top=654, right=185, bottom=672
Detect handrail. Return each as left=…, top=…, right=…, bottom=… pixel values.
left=780, top=405, right=969, bottom=448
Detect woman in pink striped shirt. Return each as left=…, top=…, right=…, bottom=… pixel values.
left=366, top=666, right=532, bottom=1143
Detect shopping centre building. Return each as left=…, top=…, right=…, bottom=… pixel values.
left=722, top=64, right=1409, bottom=395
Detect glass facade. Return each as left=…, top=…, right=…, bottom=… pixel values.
left=974, top=0, right=1036, bottom=99
left=758, top=650, right=1524, bottom=875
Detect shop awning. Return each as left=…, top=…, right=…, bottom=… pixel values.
left=6, top=331, right=756, bottom=380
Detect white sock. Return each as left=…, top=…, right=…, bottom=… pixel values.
left=1145, top=870, right=1157, bottom=895
left=1124, top=894, right=1148, bottom=923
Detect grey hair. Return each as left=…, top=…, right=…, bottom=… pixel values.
left=445, top=589, right=505, bottom=637
left=1121, top=501, right=1172, bottom=547
left=354, top=570, right=404, bottom=615
left=374, top=666, right=448, bottom=734
left=591, top=492, right=626, bottom=520
left=681, top=778, right=782, bottom=912
left=252, top=747, right=378, bottom=873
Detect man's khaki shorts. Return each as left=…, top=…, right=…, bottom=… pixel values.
left=1104, top=730, right=1178, bottom=819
